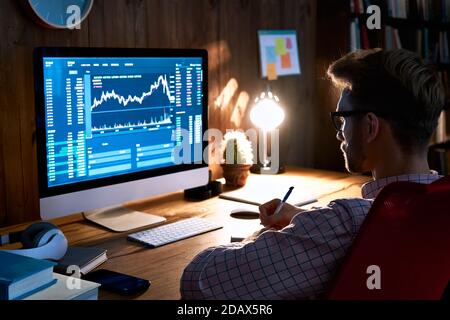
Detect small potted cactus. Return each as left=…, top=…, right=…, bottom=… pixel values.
left=220, top=131, right=254, bottom=187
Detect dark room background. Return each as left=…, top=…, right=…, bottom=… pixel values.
left=0, top=0, right=367, bottom=226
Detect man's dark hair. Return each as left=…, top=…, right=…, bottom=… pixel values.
left=328, top=48, right=446, bottom=153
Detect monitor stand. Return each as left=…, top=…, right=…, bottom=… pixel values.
left=83, top=206, right=167, bottom=232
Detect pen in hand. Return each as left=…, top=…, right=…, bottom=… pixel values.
left=272, top=186, right=294, bottom=216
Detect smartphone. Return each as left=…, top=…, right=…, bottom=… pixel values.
left=82, top=269, right=151, bottom=296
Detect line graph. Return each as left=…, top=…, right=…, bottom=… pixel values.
left=92, top=112, right=172, bottom=132
left=89, top=73, right=176, bottom=132
left=91, top=74, right=175, bottom=110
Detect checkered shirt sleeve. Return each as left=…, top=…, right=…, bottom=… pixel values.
left=180, top=198, right=372, bottom=300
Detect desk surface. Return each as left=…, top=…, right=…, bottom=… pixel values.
left=0, top=167, right=370, bottom=300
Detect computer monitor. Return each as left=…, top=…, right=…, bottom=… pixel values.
left=34, top=47, right=208, bottom=231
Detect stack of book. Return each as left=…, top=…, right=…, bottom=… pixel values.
left=24, top=273, right=100, bottom=300
left=1, top=246, right=107, bottom=300
left=0, top=251, right=57, bottom=300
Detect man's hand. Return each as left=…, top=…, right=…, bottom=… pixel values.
left=259, top=199, right=304, bottom=230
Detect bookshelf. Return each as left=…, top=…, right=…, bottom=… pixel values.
left=349, top=0, right=450, bottom=100
left=348, top=0, right=450, bottom=173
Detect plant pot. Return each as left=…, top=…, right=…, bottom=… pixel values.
left=221, top=164, right=252, bottom=187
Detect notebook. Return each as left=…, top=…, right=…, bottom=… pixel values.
left=0, top=251, right=57, bottom=300
left=24, top=273, right=100, bottom=300
left=220, top=173, right=348, bottom=206
left=55, top=246, right=107, bottom=275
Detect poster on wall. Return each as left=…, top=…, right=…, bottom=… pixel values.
left=258, top=30, right=301, bottom=80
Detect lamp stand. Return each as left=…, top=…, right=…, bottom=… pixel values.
left=250, top=163, right=285, bottom=174
left=250, top=129, right=285, bottom=174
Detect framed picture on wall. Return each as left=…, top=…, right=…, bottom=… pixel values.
left=258, top=30, right=301, bottom=80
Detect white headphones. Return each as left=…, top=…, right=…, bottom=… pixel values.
left=0, top=222, right=68, bottom=261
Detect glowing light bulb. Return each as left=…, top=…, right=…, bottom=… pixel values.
left=250, top=97, right=285, bottom=131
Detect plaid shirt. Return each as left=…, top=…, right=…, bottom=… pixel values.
left=180, top=173, right=441, bottom=300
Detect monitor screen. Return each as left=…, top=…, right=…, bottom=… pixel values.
left=34, top=48, right=208, bottom=199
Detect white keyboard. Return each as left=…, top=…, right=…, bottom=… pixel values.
left=127, top=218, right=222, bottom=248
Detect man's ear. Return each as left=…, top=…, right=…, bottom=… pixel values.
left=365, top=112, right=380, bottom=143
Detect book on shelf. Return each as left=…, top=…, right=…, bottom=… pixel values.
left=350, top=18, right=362, bottom=50
left=410, top=29, right=450, bottom=64
left=439, top=71, right=450, bottom=97
left=440, top=31, right=450, bottom=63
left=385, top=26, right=403, bottom=50
left=54, top=246, right=108, bottom=276
left=348, top=0, right=450, bottom=59
left=387, top=0, right=450, bottom=23
left=420, top=29, right=430, bottom=62
left=351, top=0, right=450, bottom=23
left=350, top=0, right=373, bottom=14
left=350, top=19, right=357, bottom=50
left=361, top=25, right=370, bottom=49
left=350, top=19, right=371, bottom=50
left=387, top=0, right=408, bottom=18
left=24, top=273, right=100, bottom=300
left=347, top=0, right=450, bottom=100
left=0, top=251, right=57, bottom=300
left=394, top=28, right=403, bottom=49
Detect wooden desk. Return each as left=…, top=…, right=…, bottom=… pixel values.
left=0, top=168, right=370, bottom=300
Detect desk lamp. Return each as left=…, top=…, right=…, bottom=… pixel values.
left=250, top=86, right=285, bottom=174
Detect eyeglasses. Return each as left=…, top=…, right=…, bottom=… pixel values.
left=330, top=110, right=385, bottom=132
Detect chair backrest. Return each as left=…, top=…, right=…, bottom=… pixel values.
left=327, top=176, right=450, bottom=300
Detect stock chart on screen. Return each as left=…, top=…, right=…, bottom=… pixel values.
left=42, top=57, right=204, bottom=187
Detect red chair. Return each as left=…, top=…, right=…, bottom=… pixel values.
left=327, top=176, right=450, bottom=300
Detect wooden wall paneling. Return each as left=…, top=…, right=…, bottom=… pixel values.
left=269, top=0, right=314, bottom=168
left=216, top=0, right=248, bottom=130
left=14, top=47, right=40, bottom=224
left=1, top=89, right=27, bottom=223
left=212, top=0, right=255, bottom=178
left=220, top=0, right=316, bottom=169
left=0, top=77, right=6, bottom=225
left=0, top=0, right=7, bottom=224
left=284, top=0, right=317, bottom=168
left=90, top=0, right=137, bottom=47
left=87, top=0, right=107, bottom=46
left=1, top=0, right=91, bottom=225
left=169, top=0, right=222, bottom=178
left=30, top=6, right=90, bottom=223
left=0, top=105, right=5, bottom=225
left=0, top=0, right=318, bottom=226
left=88, top=0, right=140, bottom=47
left=22, top=8, right=90, bottom=226
left=175, top=0, right=214, bottom=48
left=313, top=0, right=350, bottom=172
left=201, top=1, right=223, bottom=179
left=147, top=0, right=223, bottom=177
left=252, top=0, right=290, bottom=167
left=1, top=0, right=37, bottom=225
left=145, top=0, right=222, bottom=176
left=133, top=0, right=149, bottom=48
left=218, top=0, right=258, bottom=129
left=146, top=0, right=180, bottom=48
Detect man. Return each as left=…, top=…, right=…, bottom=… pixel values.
left=180, top=48, right=446, bottom=299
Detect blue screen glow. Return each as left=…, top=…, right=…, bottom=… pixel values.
left=42, top=56, right=204, bottom=187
